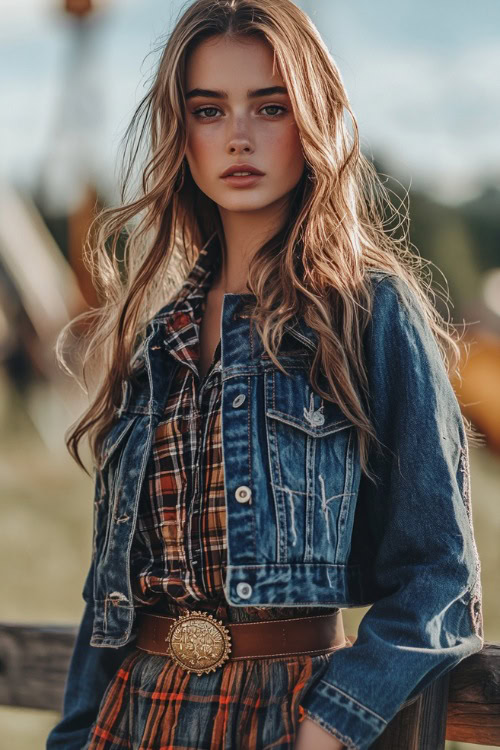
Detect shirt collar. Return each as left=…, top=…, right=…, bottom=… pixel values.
left=170, top=236, right=222, bottom=319
left=159, top=237, right=221, bottom=366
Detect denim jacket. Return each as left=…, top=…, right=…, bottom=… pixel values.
left=47, top=269, right=483, bottom=750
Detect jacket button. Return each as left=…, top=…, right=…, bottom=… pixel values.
left=236, top=582, right=252, bottom=599
left=235, top=485, right=252, bottom=503
left=232, top=394, right=246, bottom=408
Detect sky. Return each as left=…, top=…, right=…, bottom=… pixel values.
left=1, top=0, right=499, bottom=212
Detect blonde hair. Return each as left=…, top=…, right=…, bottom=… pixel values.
left=56, top=0, right=480, bottom=479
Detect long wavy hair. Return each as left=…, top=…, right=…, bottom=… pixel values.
left=56, top=0, right=480, bottom=480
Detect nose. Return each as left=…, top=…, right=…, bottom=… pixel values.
left=226, top=119, right=253, bottom=155
left=227, top=139, right=253, bottom=154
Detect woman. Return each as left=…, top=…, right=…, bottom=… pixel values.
left=46, top=1, right=484, bottom=749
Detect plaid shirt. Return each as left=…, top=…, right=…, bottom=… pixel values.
left=130, top=245, right=338, bottom=622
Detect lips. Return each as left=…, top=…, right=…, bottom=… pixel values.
left=220, top=163, right=265, bottom=178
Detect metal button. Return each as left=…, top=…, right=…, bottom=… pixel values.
left=235, top=485, right=252, bottom=503
left=311, top=411, right=325, bottom=426
left=236, top=582, right=253, bottom=599
left=232, top=394, right=246, bottom=408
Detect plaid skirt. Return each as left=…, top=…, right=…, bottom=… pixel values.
left=83, top=600, right=343, bottom=750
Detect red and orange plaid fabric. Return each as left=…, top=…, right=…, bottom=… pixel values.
left=84, top=644, right=330, bottom=749
left=85, top=247, right=340, bottom=748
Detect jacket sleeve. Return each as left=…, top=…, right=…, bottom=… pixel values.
left=298, top=273, right=484, bottom=750
left=46, top=540, right=137, bottom=748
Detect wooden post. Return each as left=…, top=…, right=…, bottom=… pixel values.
left=446, top=642, right=500, bottom=745
left=372, top=673, right=449, bottom=750
left=0, top=623, right=77, bottom=711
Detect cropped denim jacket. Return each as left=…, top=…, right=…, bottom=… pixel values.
left=47, top=270, right=483, bottom=750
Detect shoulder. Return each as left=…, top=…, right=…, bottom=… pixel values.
left=365, top=268, right=427, bottom=327
left=365, top=267, right=412, bottom=296
left=364, top=269, right=446, bottom=381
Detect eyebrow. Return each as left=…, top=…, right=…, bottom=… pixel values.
left=185, top=86, right=288, bottom=101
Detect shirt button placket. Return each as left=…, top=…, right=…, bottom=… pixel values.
left=189, top=376, right=204, bottom=578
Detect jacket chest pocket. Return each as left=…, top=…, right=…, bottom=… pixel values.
left=264, top=369, right=355, bottom=561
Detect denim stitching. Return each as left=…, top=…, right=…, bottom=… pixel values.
left=459, top=435, right=484, bottom=639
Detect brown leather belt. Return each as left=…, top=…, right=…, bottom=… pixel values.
left=136, top=609, right=346, bottom=676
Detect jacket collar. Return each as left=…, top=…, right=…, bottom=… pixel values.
left=147, top=234, right=318, bottom=352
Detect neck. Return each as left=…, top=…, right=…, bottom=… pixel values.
left=215, top=197, right=290, bottom=294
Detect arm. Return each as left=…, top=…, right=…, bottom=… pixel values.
left=46, top=547, right=137, bottom=748
left=295, top=716, right=345, bottom=749
left=298, top=274, right=483, bottom=750
left=46, top=600, right=135, bottom=749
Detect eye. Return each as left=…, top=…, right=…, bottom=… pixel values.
left=193, top=106, right=220, bottom=119
left=261, top=105, right=287, bottom=117
left=192, top=104, right=288, bottom=120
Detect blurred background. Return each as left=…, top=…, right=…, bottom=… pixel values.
left=1, top=0, right=498, bottom=747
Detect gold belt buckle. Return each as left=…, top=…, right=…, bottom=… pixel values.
left=167, top=610, right=232, bottom=676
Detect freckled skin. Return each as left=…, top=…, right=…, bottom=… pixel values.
left=184, top=34, right=305, bottom=225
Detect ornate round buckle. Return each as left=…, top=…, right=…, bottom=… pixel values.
left=167, top=610, right=232, bottom=676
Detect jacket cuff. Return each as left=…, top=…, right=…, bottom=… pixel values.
left=299, top=679, right=387, bottom=750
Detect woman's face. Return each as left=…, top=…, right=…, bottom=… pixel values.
left=184, top=34, right=305, bottom=215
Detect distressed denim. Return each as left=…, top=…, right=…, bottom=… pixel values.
left=46, top=270, right=483, bottom=750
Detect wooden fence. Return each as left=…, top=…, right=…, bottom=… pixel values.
left=0, top=623, right=498, bottom=749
